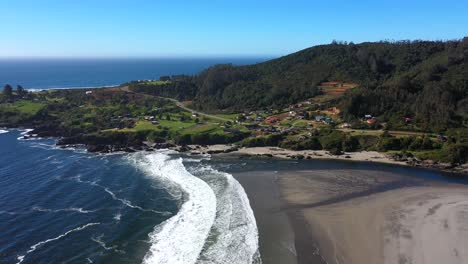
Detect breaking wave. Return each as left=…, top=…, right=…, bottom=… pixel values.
left=129, top=151, right=260, bottom=264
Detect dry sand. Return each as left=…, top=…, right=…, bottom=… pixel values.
left=191, top=145, right=407, bottom=165
left=278, top=169, right=468, bottom=264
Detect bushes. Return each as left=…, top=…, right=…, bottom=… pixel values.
left=279, top=137, right=322, bottom=150
left=378, top=137, right=403, bottom=151
left=319, top=131, right=345, bottom=153
left=443, top=143, right=468, bottom=164
left=175, top=131, right=250, bottom=145
left=354, top=135, right=380, bottom=150
left=240, top=134, right=285, bottom=147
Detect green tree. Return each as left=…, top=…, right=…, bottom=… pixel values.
left=3, top=84, right=13, bottom=99
left=17, top=85, right=25, bottom=97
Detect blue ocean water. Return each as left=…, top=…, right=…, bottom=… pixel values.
left=0, top=130, right=178, bottom=263
left=0, top=58, right=269, bottom=90
left=0, top=130, right=261, bottom=264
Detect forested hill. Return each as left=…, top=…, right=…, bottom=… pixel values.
left=129, top=38, right=468, bottom=131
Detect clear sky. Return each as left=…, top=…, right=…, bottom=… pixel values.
left=1, top=0, right=467, bottom=58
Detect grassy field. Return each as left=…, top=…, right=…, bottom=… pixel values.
left=116, top=119, right=196, bottom=133
left=280, top=119, right=310, bottom=127
left=141, top=80, right=171, bottom=86
left=212, top=113, right=239, bottom=120
left=0, top=100, right=46, bottom=115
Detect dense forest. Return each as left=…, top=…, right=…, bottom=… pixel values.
left=130, top=38, right=468, bottom=132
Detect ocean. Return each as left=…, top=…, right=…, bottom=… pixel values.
left=0, top=130, right=260, bottom=264
left=0, top=58, right=269, bottom=90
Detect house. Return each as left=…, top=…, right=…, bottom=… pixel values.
left=315, top=116, right=325, bottom=122
left=364, top=114, right=373, bottom=119
left=404, top=117, right=413, bottom=123
left=85, top=91, right=93, bottom=95
left=339, top=123, right=351, bottom=128
left=151, top=121, right=159, bottom=125
left=322, top=117, right=333, bottom=124
left=367, top=118, right=377, bottom=124
left=289, top=111, right=297, bottom=116
left=437, top=134, right=447, bottom=142
left=192, top=113, right=199, bottom=117
left=266, top=117, right=280, bottom=124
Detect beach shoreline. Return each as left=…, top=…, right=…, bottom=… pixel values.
left=235, top=165, right=468, bottom=264
left=186, top=145, right=468, bottom=175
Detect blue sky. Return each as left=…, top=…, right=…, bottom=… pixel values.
left=1, top=0, right=467, bottom=57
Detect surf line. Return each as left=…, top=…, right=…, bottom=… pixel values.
left=16, top=222, right=100, bottom=264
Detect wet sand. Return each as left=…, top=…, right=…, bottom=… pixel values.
left=279, top=169, right=468, bottom=264
left=234, top=171, right=298, bottom=264
left=235, top=166, right=468, bottom=264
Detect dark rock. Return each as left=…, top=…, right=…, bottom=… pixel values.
left=124, top=147, right=136, bottom=153
left=87, top=144, right=109, bottom=153
left=207, top=150, right=224, bottom=154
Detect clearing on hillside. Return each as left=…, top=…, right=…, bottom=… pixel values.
left=311, top=81, right=359, bottom=103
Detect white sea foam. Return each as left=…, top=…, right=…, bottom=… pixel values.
left=113, top=212, right=122, bottom=221
left=92, top=234, right=125, bottom=254
left=20, top=129, right=34, bottom=135
left=69, top=174, right=170, bottom=215
left=129, top=151, right=217, bottom=264
left=32, top=206, right=96, bottom=214
left=0, top=129, right=9, bottom=134
left=16, top=222, right=99, bottom=264
left=192, top=166, right=261, bottom=264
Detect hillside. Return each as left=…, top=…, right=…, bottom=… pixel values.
left=130, top=39, right=468, bottom=131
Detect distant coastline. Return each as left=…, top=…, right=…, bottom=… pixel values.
left=0, top=57, right=269, bottom=90
left=26, top=85, right=121, bottom=92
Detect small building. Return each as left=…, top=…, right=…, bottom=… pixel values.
left=339, top=123, right=351, bottom=128
left=404, top=117, right=413, bottom=123
left=85, top=91, right=93, bottom=95
left=192, top=113, right=199, bottom=117
left=367, top=118, right=377, bottom=124
left=315, top=116, right=325, bottom=122
left=255, top=116, right=264, bottom=122
left=437, top=134, right=447, bottom=142
left=322, top=117, right=333, bottom=124
left=364, top=114, right=373, bottom=119
left=151, top=121, right=159, bottom=125
left=266, top=117, right=280, bottom=124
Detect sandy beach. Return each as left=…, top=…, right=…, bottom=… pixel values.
left=277, top=169, right=468, bottom=264
left=186, top=145, right=468, bottom=174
